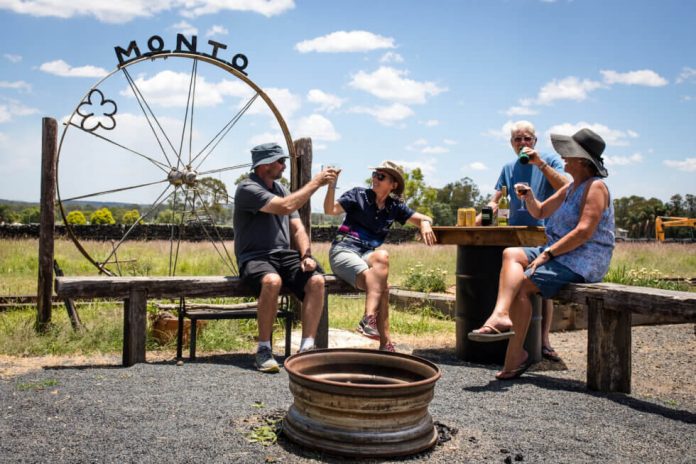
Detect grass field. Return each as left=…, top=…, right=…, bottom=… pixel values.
left=0, top=238, right=694, bottom=357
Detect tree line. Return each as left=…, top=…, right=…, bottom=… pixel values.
left=1, top=169, right=693, bottom=239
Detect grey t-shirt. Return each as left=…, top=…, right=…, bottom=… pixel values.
left=233, top=173, right=300, bottom=266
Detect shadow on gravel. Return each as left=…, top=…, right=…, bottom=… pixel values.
left=462, top=372, right=696, bottom=425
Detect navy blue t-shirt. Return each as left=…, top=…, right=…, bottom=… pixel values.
left=337, top=187, right=414, bottom=249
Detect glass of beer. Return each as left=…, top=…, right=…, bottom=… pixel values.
left=514, top=182, right=530, bottom=211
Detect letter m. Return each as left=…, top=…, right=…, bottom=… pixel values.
left=114, top=41, right=141, bottom=67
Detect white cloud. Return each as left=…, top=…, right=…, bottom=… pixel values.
left=676, top=67, right=696, bottom=84
left=0, top=0, right=294, bottom=23
left=544, top=122, right=639, bottom=147
left=601, top=69, right=668, bottom=87
left=663, top=158, right=696, bottom=172
left=469, top=162, right=487, bottom=171
left=392, top=158, right=438, bottom=178
left=421, top=119, right=439, bottom=127
left=444, top=139, right=457, bottom=146
left=349, top=103, right=414, bottom=126
left=295, top=30, right=395, bottom=53
left=0, top=99, right=39, bottom=123
left=248, top=131, right=284, bottom=148
left=181, top=0, right=294, bottom=18
left=293, top=114, right=340, bottom=142
left=504, top=105, right=538, bottom=116
left=536, top=76, right=604, bottom=105
left=247, top=87, right=301, bottom=119
left=206, top=25, right=229, bottom=37
left=0, top=80, right=31, bottom=92
left=405, top=138, right=448, bottom=154
left=603, top=153, right=644, bottom=166
left=681, top=95, right=694, bottom=102
left=349, top=66, right=446, bottom=104
left=120, top=70, right=250, bottom=107
left=171, top=20, right=198, bottom=36
left=306, top=89, right=345, bottom=112
left=3, top=53, right=22, bottom=63
left=380, top=51, right=404, bottom=63
left=39, top=60, right=109, bottom=78
left=482, top=121, right=516, bottom=141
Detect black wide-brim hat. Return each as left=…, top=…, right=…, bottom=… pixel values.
left=550, top=128, right=609, bottom=178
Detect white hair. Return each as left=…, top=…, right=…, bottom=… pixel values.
left=510, top=120, right=536, bottom=136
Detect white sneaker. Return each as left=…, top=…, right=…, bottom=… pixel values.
left=255, top=346, right=279, bottom=373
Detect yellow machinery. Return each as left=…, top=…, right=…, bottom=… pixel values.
left=655, top=216, right=696, bottom=241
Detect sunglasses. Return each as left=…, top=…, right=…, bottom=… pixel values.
left=276, top=157, right=287, bottom=165
left=512, top=136, right=536, bottom=143
left=371, top=171, right=388, bottom=181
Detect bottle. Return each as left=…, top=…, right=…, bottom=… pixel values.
left=497, top=186, right=510, bottom=226
left=518, top=148, right=530, bottom=165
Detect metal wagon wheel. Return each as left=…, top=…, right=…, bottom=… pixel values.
left=56, top=52, right=294, bottom=276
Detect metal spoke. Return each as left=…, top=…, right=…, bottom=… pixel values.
left=96, top=184, right=175, bottom=273
left=190, top=188, right=238, bottom=275
left=191, top=92, right=259, bottom=170
left=177, top=59, right=198, bottom=169
left=66, top=122, right=170, bottom=173
left=196, top=163, right=252, bottom=177
left=169, top=187, right=191, bottom=276
left=121, top=67, right=178, bottom=167
left=61, top=177, right=170, bottom=202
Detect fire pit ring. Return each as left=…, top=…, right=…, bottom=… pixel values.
left=283, top=348, right=441, bottom=457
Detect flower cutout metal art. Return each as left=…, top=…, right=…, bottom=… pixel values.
left=76, top=89, right=118, bottom=132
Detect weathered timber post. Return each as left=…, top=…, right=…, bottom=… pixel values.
left=36, top=117, right=57, bottom=332
left=123, top=288, right=148, bottom=366
left=291, top=138, right=329, bottom=348
left=586, top=297, right=632, bottom=393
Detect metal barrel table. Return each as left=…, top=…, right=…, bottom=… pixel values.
left=433, top=226, right=547, bottom=364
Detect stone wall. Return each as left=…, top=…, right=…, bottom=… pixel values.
left=0, top=224, right=418, bottom=243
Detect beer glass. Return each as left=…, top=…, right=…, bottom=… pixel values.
left=514, top=182, right=530, bottom=211
left=321, top=164, right=341, bottom=188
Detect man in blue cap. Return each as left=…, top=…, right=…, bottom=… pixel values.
left=234, top=142, right=338, bottom=372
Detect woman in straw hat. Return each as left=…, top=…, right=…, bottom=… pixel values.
left=468, top=128, right=615, bottom=380
left=323, top=161, right=437, bottom=352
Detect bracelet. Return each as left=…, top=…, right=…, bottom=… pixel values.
left=538, top=161, right=548, bottom=170
left=422, top=219, right=431, bottom=224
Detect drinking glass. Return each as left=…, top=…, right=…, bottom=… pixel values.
left=514, top=182, right=530, bottom=211
left=321, top=164, right=341, bottom=188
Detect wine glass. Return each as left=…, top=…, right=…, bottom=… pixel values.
left=514, top=182, right=530, bottom=211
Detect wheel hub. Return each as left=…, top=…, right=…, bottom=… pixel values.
left=168, top=166, right=198, bottom=187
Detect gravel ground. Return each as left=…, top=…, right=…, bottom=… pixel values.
left=1, top=324, right=694, bottom=463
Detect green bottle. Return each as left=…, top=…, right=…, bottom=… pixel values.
left=498, top=186, right=510, bottom=226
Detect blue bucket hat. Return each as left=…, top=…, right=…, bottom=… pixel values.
left=250, top=143, right=287, bottom=170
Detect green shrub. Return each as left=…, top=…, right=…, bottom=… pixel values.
left=90, top=207, right=115, bottom=225
left=401, top=263, right=448, bottom=293
left=122, top=209, right=141, bottom=225
left=604, top=265, right=690, bottom=291
left=66, top=210, right=87, bottom=225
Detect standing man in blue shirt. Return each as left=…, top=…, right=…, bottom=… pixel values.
left=474, top=121, right=569, bottom=361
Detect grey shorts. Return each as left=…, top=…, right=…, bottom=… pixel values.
left=329, top=244, right=374, bottom=288
left=523, top=246, right=585, bottom=299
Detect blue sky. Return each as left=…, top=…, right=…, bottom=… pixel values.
left=0, top=0, right=694, bottom=209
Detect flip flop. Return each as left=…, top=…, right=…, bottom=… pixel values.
left=542, top=345, right=561, bottom=362
left=495, top=358, right=534, bottom=381
left=467, top=325, right=515, bottom=342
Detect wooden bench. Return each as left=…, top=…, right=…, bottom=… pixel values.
left=555, top=282, right=696, bottom=393
left=54, top=275, right=354, bottom=366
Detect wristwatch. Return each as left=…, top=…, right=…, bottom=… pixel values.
left=543, top=247, right=555, bottom=259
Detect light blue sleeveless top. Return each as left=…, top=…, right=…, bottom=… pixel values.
left=545, top=177, right=615, bottom=282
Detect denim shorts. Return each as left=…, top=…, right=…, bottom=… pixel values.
left=523, top=246, right=585, bottom=299
left=329, top=243, right=374, bottom=288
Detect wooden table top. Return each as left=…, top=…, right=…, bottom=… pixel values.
left=432, top=226, right=547, bottom=247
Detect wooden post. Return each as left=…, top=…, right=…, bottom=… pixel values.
left=586, top=298, right=632, bottom=393
left=123, top=289, right=148, bottom=366
left=36, top=117, right=58, bottom=332
left=292, top=138, right=313, bottom=234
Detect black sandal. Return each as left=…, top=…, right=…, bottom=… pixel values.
left=542, top=345, right=561, bottom=362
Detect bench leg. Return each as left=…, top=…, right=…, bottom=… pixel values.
left=316, top=290, right=329, bottom=349
left=285, top=310, right=293, bottom=357
left=587, top=297, right=631, bottom=393
left=189, top=319, right=197, bottom=360
left=123, top=289, right=147, bottom=367
left=176, top=298, right=185, bottom=360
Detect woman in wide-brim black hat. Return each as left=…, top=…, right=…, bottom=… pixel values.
left=469, top=128, right=615, bottom=380
left=322, top=161, right=436, bottom=352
